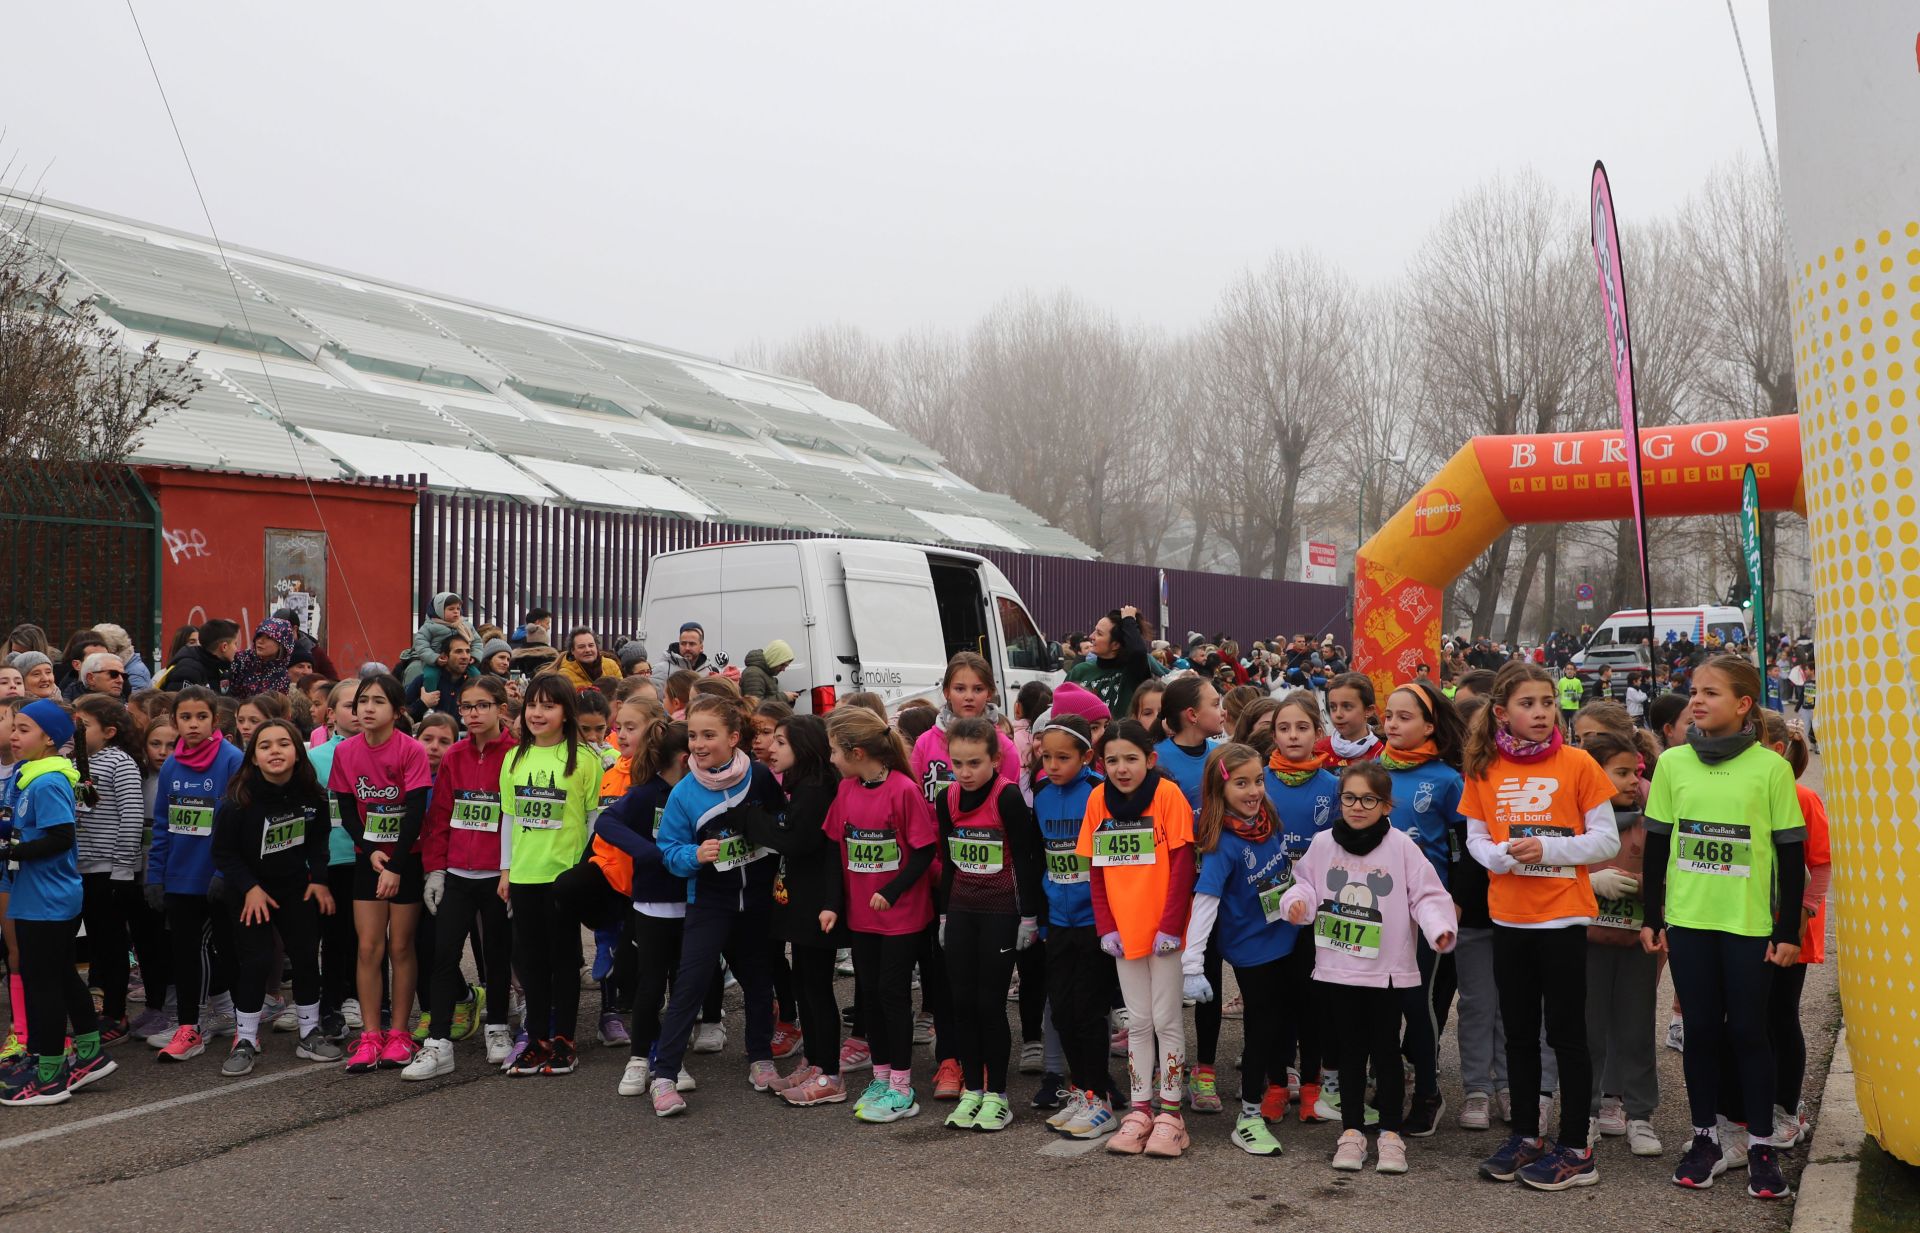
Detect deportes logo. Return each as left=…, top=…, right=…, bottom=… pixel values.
left=1413, top=781, right=1435, bottom=813
left=1411, top=487, right=1463, bottom=537
left=1243, top=847, right=1258, bottom=871
left=1494, top=776, right=1560, bottom=815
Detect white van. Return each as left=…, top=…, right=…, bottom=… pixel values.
left=639, top=538, right=1061, bottom=714
left=1575, top=605, right=1750, bottom=664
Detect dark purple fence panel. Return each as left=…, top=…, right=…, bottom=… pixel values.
left=413, top=493, right=1348, bottom=657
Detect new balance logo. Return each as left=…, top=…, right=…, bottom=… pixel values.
left=1495, top=777, right=1560, bottom=815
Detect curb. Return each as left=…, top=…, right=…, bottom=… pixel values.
left=1793, top=1026, right=1864, bottom=1233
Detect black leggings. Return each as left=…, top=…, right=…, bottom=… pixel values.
left=166, top=892, right=233, bottom=1029
left=17, top=917, right=98, bottom=1055
left=320, top=864, right=357, bottom=1016
left=629, top=911, right=683, bottom=1059
left=509, top=882, right=579, bottom=1044
left=1194, top=915, right=1223, bottom=1067
left=770, top=939, right=796, bottom=1025
left=127, top=887, right=170, bottom=1014
left=1668, top=926, right=1774, bottom=1133
left=1046, top=924, right=1116, bottom=1096
left=852, top=929, right=919, bottom=1073
left=1322, top=980, right=1402, bottom=1133
left=917, top=924, right=955, bottom=1063
left=1771, top=962, right=1810, bottom=1114
left=1279, top=939, right=1321, bottom=1086
left=429, top=874, right=512, bottom=1030
left=943, top=910, right=1019, bottom=1093
left=1493, top=923, right=1590, bottom=1144
left=1234, top=955, right=1292, bottom=1104
left=653, top=901, right=773, bottom=1076
left=1399, top=936, right=1441, bottom=1100
left=792, top=942, right=841, bottom=1075
left=230, top=880, right=322, bottom=1014
left=80, top=874, right=134, bottom=1021
left=1016, top=941, right=1045, bottom=1043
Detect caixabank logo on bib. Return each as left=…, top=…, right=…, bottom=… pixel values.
left=1411, top=487, right=1463, bottom=537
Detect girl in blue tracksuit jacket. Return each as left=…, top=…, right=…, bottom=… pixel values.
left=645, top=695, right=786, bottom=1109
left=1262, top=689, right=1341, bottom=1119
left=1030, top=714, right=1118, bottom=1133
left=146, top=687, right=245, bottom=1057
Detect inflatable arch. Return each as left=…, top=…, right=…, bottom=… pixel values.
left=1351, top=413, right=1804, bottom=696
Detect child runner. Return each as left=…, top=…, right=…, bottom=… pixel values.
left=328, top=674, right=432, bottom=1075
left=148, top=686, right=244, bottom=1060
left=1127, top=679, right=1166, bottom=735
left=309, top=679, right=360, bottom=1039
left=211, top=719, right=341, bottom=1074
left=649, top=694, right=787, bottom=1114
left=1639, top=655, right=1803, bottom=1200
left=1378, top=679, right=1466, bottom=1137
left=1281, top=762, right=1456, bottom=1174
left=1078, top=719, right=1197, bottom=1159
left=1579, top=729, right=1664, bottom=1159
left=414, top=712, right=459, bottom=777
left=497, top=674, right=603, bottom=1076
left=408, top=676, right=517, bottom=1077
left=1462, top=662, right=1620, bottom=1191
left=0, top=700, right=116, bottom=1105
left=1262, top=690, right=1340, bottom=1121
left=594, top=717, right=692, bottom=1097
left=934, top=716, right=1042, bottom=1132
left=1184, top=742, right=1307, bottom=1156
left=821, top=706, right=937, bottom=1123
left=126, top=709, right=175, bottom=1042
left=1756, top=709, right=1827, bottom=1150
left=72, top=695, right=147, bottom=1044
left=1318, top=673, right=1382, bottom=768
left=1032, top=714, right=1121, bottom=1139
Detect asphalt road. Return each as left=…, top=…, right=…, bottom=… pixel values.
left=0, top=761, right=1840, bottom=1233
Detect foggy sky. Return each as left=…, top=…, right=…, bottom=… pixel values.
left=5, top=2, right=1776, bottom=360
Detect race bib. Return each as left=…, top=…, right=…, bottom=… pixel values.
left=515, top=786, right=567, bottom=831
left=1676, top=819, right=1752, bottom=877
left=451, top=790, right=501, bottom=833
left=1509, top=823, right=1576, bottom=879
left=711, top=829, right=771, bottom=873
left=328, top=796, right=343, bottom=832
left=167, top=793, right=215, bottom=837
left=1593, top=893, right=1644, bottom=931
left=845, top=826, right=901, bottom=874
left=261, top=810, right=305, bottom=857
left=1092, top=818, right=1155, bottom=867
left=1255, top=870, right=1294, bottom=924
left=947, top=826, right=1004, bottom=876
left=363, top=803, right=404, bottom=843
left=1314, top=900, right=1382, bottom=959
left=1044, top=836, right=1089, bottom=885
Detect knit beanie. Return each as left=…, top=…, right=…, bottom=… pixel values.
left=10, top=651, right=51, bottom=678
left=762, top=639, right=795, bottom=673
left=21, top=699, right=74, bottom=749
left=1050, top=680, right=1112, bottom=724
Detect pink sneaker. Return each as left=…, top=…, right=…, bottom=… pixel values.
left=377, top=1029, right=415, bottom=1069
left=1107, top=1108, right=1155, bottom=1154
left=651, top=1076, right=688, bottom=1116
left=784, top=1072, right=847, bottom=1106
left=748, top=1060, right=780, bottom=1091
left=343, top=1031, right=382, bottom=1074
left=156, top=1024, right=205, bottom=1063
left=768, top=1063, right=819, bottom=1094
left=1143, top=1111, right=1190, bottom=1158
left=839, top=1037, right=871, bottom=1073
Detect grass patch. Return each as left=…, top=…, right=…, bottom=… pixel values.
left=1855, top=1138, right=1920, bottom=1233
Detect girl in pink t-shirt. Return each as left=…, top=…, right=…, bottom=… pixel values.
left=910, top=652, right=1020, bottom=805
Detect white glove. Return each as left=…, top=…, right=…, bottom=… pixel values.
left=1015, top=917, right=1038, bottom=951
left=938, top=914, right=947, bottom=949
left=422, top=870, right=445, bottom=915
left=1183, top=973, right=1214, bottom=1004
left=1589, top=867, right=1638, bottom=900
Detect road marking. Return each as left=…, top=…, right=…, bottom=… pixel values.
left=1037, top=1137, right=1101, bottom=1157
left=0, top=1065, right=332, bottom=1152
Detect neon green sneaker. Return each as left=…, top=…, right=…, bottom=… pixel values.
left=1231, top=1113, right=1283, bottom=1156
left=411, top=1013, right=433, bottom=1044
left=973, top=1092, right=1013, bottom=1132
left=450, top=988, right=484, bottom=1041
left=853, top=1078, right=889, bottom=1114
left=946, top=1090, right=984, bottom=1129
left=0, top=1034, right=24, bottom=1067
left=857, top=1085, right=920, bottom=1123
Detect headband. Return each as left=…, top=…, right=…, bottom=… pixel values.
left=1033, top=720, right=1092, bottom=750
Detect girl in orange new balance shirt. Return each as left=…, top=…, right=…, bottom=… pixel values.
left=1462, top=662, right=1619, bottom=1192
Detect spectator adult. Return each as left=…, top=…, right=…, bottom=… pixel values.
left=57, top=629, right=109, bottom=692
left=69, top=652, right=127, bottom=700
left=7, top=623, right=50, bottom=660
left=163, top=617, right=239, bottom=690
left=510, top=606, right=554, bottom=648
left=271, top=606, right=340, bottom=681
left=616, top=639, right=651, bottom=677
left=477, top=637, right=515, bottom=679
left=90, top=623, right=154, bottom=692
left=739, top=639, right=798, bottom=704
left=409, top=634, right=477, bottom=719
left=1065, top=604, right=1152, bottom=716
left=226, top=617, right=297, bottom=700
left=13, top=651, right=57, bottom=700
left=663, top=622, right=716, bottom=674
left=556, top=626, right=621, bottom=692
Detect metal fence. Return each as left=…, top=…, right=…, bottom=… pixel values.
left=0, top=463, right=161, bottom=655
left=415, top=492, right=1349, bottom=655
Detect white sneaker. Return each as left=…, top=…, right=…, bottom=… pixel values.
left=1539, top=1092, right=1556, bottom=1130
left=676, top=1066, right=697, bottom=1092
left=1047, top=1087, right=1090, bottom=1131
left=484, top=1024, right=514, bottom=1066
left=618, top=1057, right=651, bottom=1097
left=272, top=1001, right=300, bottom=1033
left=1458, top=1090, right=1492, bottom=1130
left=1665, top=1016, right=1685, bottom=1052
left=201, top=1010, right=238, bottom=1039
left=1496, top=1089, right=1513, bottom=1124
left=145, top=1023, right=181, bottom=1049
left=835, top=948, right=855, bottom=976
left=692, top=1022, right=726, bottom=1054
left=1768, top=1103, right=1803, bottom=1148
left=1628, top=1119, right=1663, bottom=1156
left=1286, top=1065, right=1301, bottom=1101
left=341, top=998, right=364, bottom=1030
left=1717, top=1118, right=1749, bottom=1169
left=1597, top=1094, right=1628, bottom=1136
left=912, top=1012, right=935, bottom=1047
left=1313, top=1074, right=1343, bottom=1122
left=402, top=1038, right=454, bottom=1081
left=1019, top=1040, right=1044, bottom=1075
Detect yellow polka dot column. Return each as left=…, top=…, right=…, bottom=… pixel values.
left=1773, top=1, right=1920, bottom=1165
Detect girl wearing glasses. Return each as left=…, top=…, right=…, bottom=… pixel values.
left=1280, top=762, right=1456, bottom=1174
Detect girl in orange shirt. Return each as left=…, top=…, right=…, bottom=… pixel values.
left=1756, top=709, right=1827, bottom=1149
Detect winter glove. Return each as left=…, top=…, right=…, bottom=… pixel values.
left=938, top=914, right=948, bottom=949
left=1099, top=931, right=1125, bottom=959
left=1589, top=867, right=1639, bottom=900
left=1152, top=930, right=1183, bottom=955
left=423, top=870, right=446, bottom=916
left=1015, top=917, right=1038, bottom=951
left=145, top=882, right=167, bottom=912
left=1183, top=973, right=1214, bottom=1004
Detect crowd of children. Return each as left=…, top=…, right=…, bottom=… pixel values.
left=0, top=648, right=1830, bottom=1202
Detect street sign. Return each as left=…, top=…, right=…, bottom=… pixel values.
left=1301, top=539, right=1338, bottom=585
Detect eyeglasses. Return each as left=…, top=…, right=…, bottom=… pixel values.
left=1338, top=792, right=1384, bottom=809
left=456, top=702, right=496, bottom=713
